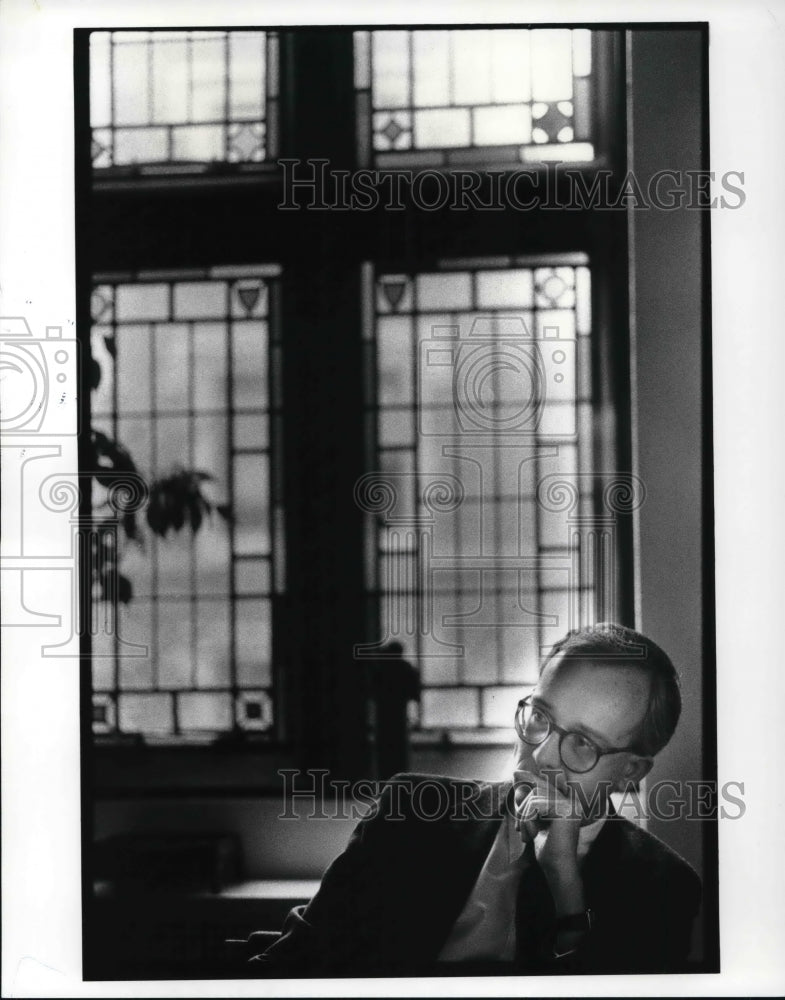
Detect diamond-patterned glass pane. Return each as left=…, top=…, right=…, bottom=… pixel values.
left=357, top=28, right=594, bottom=166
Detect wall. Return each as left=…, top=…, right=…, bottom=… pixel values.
left=628, top=29, right=708, bottom=885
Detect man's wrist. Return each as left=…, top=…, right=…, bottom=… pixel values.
left=540, top=857, right=584, bottom=915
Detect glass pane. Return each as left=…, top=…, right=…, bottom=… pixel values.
left=237, top=690, right=273, bottom=731
left=540, top=588, right=572, bottom=642
left=379, top=410, right=415, bottom=448
left=193, top=414, right=229, bottom=485
left=476, top=269, right=533, bottom=308
left=174, top=282, right=226, bottom=319
left=372, top=31, right=410, bottom=109
left=115, top=416, right=153, bottom=482
left=473, top=104, right=532, bottom=145
left=491, top=31, right=531, bottom=103
left=154, top=416, right=190, bottom=474
left=420, top=656, right=459, bottom=686
left=235, top=558, right=271, bottom=595
left=118, top=693, right=173, bottom=735
left=539, top=443, right=578, bottom=479
left=152, top=37, right=189, bottom=123
left=416, top=272, right=472, bottom=311
left=481, top=686, right=519, bottom=728
left=535, top=308, right=576, bottom=342
left=538, top=505, right=573, bottom=548
left=233, top=453, right=270, bottom=555
left=572, top=29, right=592, bottom=77
left=90, top=325, right=114, bottom=415
left=576, top=266, right=592, bottom=335
left=113, top=39, right=149, bottom=126
left=378, top=450, right=415, bottom=526
left=413, top=31, right=450, bottom=107
left=116, top=325, right=152, bottom=412
left=530, top=30, right=573, bottom=102
left=119, top=532, right=154, bottom=599
left=117, top=602, right=154, bottom=689
left=190, top=37, right=226, bottom=121
left=195, top=599, right=231, bottom=687
left=90, top=33, right=112, bottom=127
left=178, top=691, right=233, bottom=731
left=154, top=324, right=189, bottom=411
left=414, top=108, right=471, bottom=148
left=236, top=599, right=272, bottom=686
left=231, top=279, right=268, bottom=319
left=452, top=30, right=492, bottom=105
left=234, top=414, right=269, bottom=450
left=501, top=620, right=541, bottom=684
left=90, top=633, right=115, bottom=691
left=421, top=688, right=478, bottom=728
left=157, top=601, right=194, bottom=688
left=113, top=127, right=169, bottom=164
left=232, top=321, right=268, bottom=408
left=377, top=275, right=413, bottom=314
left=155, top=530, right=192, bottom=596
left=193, top=323, right=227, bottom=408
left=377, top=317, right=414, bottom=406
left=172, top=124, right=224, bottom=161
left=522, top=142, right=594, bottom=163
left=230, top=33, right=265, bottom=120
left=193, top=525, right=230, bottom=595
left=115, top=283, right=169, bottom=322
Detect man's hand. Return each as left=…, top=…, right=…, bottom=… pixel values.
left=512, top=769, right=586, bottom=922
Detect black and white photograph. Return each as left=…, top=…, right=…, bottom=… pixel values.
left=1, top=1, right=784, bottom=996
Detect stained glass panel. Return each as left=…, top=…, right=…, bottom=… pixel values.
left=364, top=256, right=597, bottom=737
left=89, top=30, right=278, bottom=169
left=90, top=266, right=282, bottom=740
left=356, top=28, right=596, bottom=167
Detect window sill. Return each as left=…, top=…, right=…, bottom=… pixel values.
left=92, top=742, right=297, bottom=797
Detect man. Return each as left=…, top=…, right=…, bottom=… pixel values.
left=255, top=623, right=701, bottom=977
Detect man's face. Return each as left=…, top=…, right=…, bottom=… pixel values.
left=513, top=654, right=652, bottom=823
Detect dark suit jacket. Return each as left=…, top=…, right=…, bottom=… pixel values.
left=256, top=772, right=702, bottom=977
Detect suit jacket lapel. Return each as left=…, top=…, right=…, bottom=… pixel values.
left=412, top=780, right=509, bottom=961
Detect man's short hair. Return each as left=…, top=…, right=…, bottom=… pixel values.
left=541, top=622, right=682, bottom=757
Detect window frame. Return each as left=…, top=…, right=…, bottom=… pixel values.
left=77, top=25, right=633, bottom=792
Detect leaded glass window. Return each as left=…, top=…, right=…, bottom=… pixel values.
left=89, top=265, right=283, bottom=741
left=354, top=29, right=594, bottom=168
left=90, top=31, right=278, bottom=170
left=361, top=257, right=605, bottom=740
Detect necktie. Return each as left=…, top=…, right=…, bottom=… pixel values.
left=514, top=840, right=556, bottom=970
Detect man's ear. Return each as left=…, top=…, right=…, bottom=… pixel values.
left=615, top=754, right=653, bottom=791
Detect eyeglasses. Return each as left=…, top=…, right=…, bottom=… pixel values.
left=514, top=695, right=641, bottom=774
